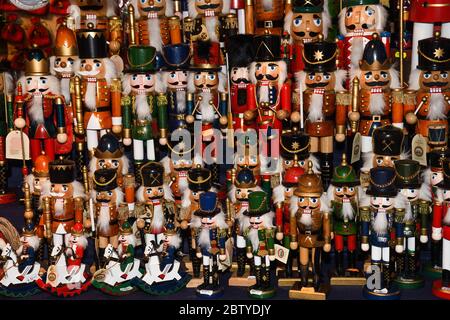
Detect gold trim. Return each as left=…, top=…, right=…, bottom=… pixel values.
left=187, top=171, right=212, bottom=184
left=302, top=50, right=337, bottom=65
left=280, top=139, right=310, bottom=154
left=93, top=172, right=117, bottom=186
left=418, top=47, right=450, bottom=63
left=369, top=175, right=395, bottom=189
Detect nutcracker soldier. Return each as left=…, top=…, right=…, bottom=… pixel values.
left=191, top=191, right=229, bottom=297
left=121, top=45, right=168, bottom=171
left=405, top=33, right=450, bottom=154
left=279, top=129, right=320, bottom=174
left=360, top=166, right=405, bottom=299
left=337, top=0, right=389, bottom=72
left=15, top=47, right=70, bottom=162
left=292, top=36, right=347, bottom=189
left=74, top=26, right=121, bottom=153
left=394, top=159, right=431, bottom=288
left=289, top=161, right=331, bottom=299
left=283, top=0, right=331, bottom=74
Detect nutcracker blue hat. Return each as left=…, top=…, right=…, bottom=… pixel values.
left=366, top=166, right=398, bottom=197
left=94, top=132, right=124, bottom=159
left=235, top=167, right=257, bottom=188
left=161, top=43, right=191, bottom=70
left=22, top=222, right=36, bottom=236
left=194, top=192, right=220, bottom=217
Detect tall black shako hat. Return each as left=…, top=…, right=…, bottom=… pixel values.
left=303, top=34, right=337, bottom=73
left=76, top=26, right=108, bottom=59
left=417, top=32, right=450, bottom=71
left=366, top=166, right=397, bottom=197
left=93, top=168, right=118, bottom=191
left=140, top=161, right=164, bottom=187
left=226, top=34, right=255, bottom=68
left=49, top=158, right=76, bottom=184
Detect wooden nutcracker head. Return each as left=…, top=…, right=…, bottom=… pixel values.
left=50, top=21, right=78, bottom=78
left=234, top=168, right=258, bottom=202
left=188, top=0, right=227, bottom=17
left=68, top=222, right=87, bottom=248
left=124, top=46, right=158, bottom=95
left=372, top=125, right=403, bottom=168
left=91, top=133, right=129, bottom=181
left=27, top=152, right=51, bottom=194
left=282, top=166, right=305, bottom=199
left=330, top=154, right=359, bottom=208
left=366, top=166, right=397, bottom=209
left=165, top=131, right=197, bottom=171
left=139, top=162, right=167, bottom=202
left=429, top=148, right=449, bottom=187
left=20, top=222, right=39, bottom=250
left=162, top=217, right=181, bottom=248
left=294, top=161, right=323, bottom=214
left=93, top=168, right=121, bottom=205
left=394, top=159, right=421, bottom=201
left=136, top=0, right=173, bottom=17
left=225, top=34, right=255, bottom=85
left=161, top=43, right=191, bottom=90
left=244, top=191, right=272, bottom=230
left=339, top=0, right=387, bottom=35
left=49, top=159, right=79, bottom=199
left=235, top=135, right=260, bottom=177
left=189, top=42, right=222, bottom=92
left=118, top=222, right=135, bottom=245
left=280, top=130, right=311, bottom=171
left=187, top=167, right=212, bottom=203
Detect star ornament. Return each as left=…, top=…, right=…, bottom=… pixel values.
left=292, top=142, right=300, bottom=150
left=434, top=47, right=445, bottom=59
left=99, top=176, right=106, bottom=183
left=314, top=50, right=324, bottom=61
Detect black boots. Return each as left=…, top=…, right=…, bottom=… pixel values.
left=382, top=263, right=391, bottom=290
left=431, top=240, right=442, bottom=269
left=98, top=248, right=106, bottom=267
left=252, top=266, right=262, bottom=290
left=0, top=162, right=7, bottom=194
left=396, top=252, right=405, bottom=276
left=300, top=264, right=308, bottom=287
left=198, top=265, right=210, bottom=290
left=320, top=153, right=333, bottom=190
left=442, top=269, right=450, bottom=288
left=285, top=254, right=293, bottom=278
left=236, top=248, right=246, bottom=277
left=335, top=251, right=344, bottom=276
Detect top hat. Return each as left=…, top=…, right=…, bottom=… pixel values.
left=54, top=21, right=78, bottom=57
left=366, top=166, right=398, bottom=197
left=243, top=191, right=270, bottom=216
left=292, top=0, right=324, bottom=13
left=438, top=159, right=450, bottom=190
left=235, top=167, right=257, bottom=188
left=94, top=133, right=124, bottom=159
left=394, top=159, right=421, bottom=189
left=254, top=34, right=282, bottom=62
left=125, top=45, right=157, bottom=73
left=190, top=41, right=222, bottom=71
left=280, top=130, right=311, bottom=161
left=360, top=33, right=391, bottom=71
left=295, top=161, right=323, bottom=197
left=331, top=154, right=359, bottom=187
left=193, top=191, right=220, bottom=217
left=161, top=43, right=191, bottom=70
left=303, top=35, right=337, bottom=73
left=140, top=161, right=164, bottom=187
left=93, top=168, right=118, bottom=191
left=49, top=158, right=76, bottom=184
left=76, top=27, right=108, bottom=59
left=283, top=166, right=305, bottom=187
left=225, top=34, right=255, bottom=68
left=342, top=0, right=380, bottom=7
left=417, top=32, right=450, bottom=71
left=25, top=47, right=49, bottom=76
left=187, top=167, right=212, bottom=192
left=71, top=222, right=84, bottom=236
left=372, top=125, right=404, bottom=156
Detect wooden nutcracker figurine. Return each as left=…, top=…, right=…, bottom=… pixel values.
left=431, top=159, right=450, bottom=299
left=279, top=129, right=320, bottom=174
left=191, top=191, right=229, bottom=297
left=394, top=159, right=431, bottom=288
left=15, top=47, right=70, bottom=162
left=74, top=27, right=121, bottom=153
left=327, top=154, right=364, bottom=282
left=292, top=35, right=346, bottom=189
left=360, top=167, right=405, bottom=300
left=405, top=33, right=450, bottom=155
left=283, top=0, right=331, bottom=74
left=337, top=0, right=389, bottom=73
left=289, top=161, right=331, bottom=299
left=121, top=45, right=168, bottom=170
left=250, top=0, right=289, bottom=35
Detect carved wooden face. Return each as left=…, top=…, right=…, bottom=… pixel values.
left=79, top=58, right=106, bottom=79
left=33, top=176, right=49, bottom=192
left=235, top=186, right=258, bottom=201
left=370, top=195, right=394, bottom=209
left=50, top=183, right=74, bottom=198
left=360, top=70, right=390, bottom=90
left=297, top=195, right=320, bottom=210
left=190, top=189, right=204, bottom=203
left=236, top=154, right=259, bottom=170
left=333, top=185, right=357, bottom=202
left=431, top=171, right=443, bottom=187
left=194, top=71, right=219, bottom=91
left=96, top=158, right=123, bottom=177
left=305, top=71, right=335, bottom=90
left=166, top=70, right=188, bottom=90
left=201, top=215, right=219, bottom=229
left=138, top=0, right=167, bottom=17
left=291, top=12, right=323, bottom=43
left=53, top=56, right=77, bottom=76
left=400, top=188, right=419, bottom=202
left=24, top=76, right=51, bottom=95
left=130, top=73, right=155, bottom=94
left=254, top=62, right=281, bottom=84
left=68, top=234, right=83, bottom=246
left=143, top=186, right=164, bottom=201
left=194, top=0, right=223, bottom=16
left=443, top=189, right=450, bottom=201
left=373, top=155, right=398, bottom=168
left=419, top=70, right=449, bottom=90
left=231, top=67, right=250, bottom=85
left=171, top=157, right=193, bottom=171
left=344, top=5, right=377, bottom=33
left=284, top=186, right=294, bottom=199
left=249, top=215, right=265, bottom=229
left=96, top=189, right=117, bottom=204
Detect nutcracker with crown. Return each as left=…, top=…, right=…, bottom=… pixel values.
left=289, top=161, right=331, bottom=300
left=404, top=33, right=450, bottom=159
left=360, top=167, right=405, bottom=300
left=337, top=0, right=390, bottom=74
left=327, top=154, right=365, bottom=285
left=191, top=191, right=229, bottom=298
left=292, top=36, right=347, bottom=189
left=0, top=222, right=43, bottom=298
left=393, top=159, right=431, bottom=289
left=138, top=213, right=191, bottom=295
left=73, top=27, right=121, bottom=153
left=273, top=165, right=304, bottom=285
left=431, top=159, right=450, bottom=299
left=92, top=221, right=142, bottom=296
left=228, top=167, right=261, bottom=286
left=121, top=45, right=168, bottom=176
left=13, top=47, right=71, bottom=162
left=283, top=0, right=331, bottom=75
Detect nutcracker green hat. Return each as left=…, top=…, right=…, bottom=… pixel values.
left=394, top=159, right=421, bottom=189
left=119, top=221, right=133, bottom=236
left=331, top=154, right=359, bottom=187
left=244, top=191, right=270, bottom=216
left=125, top=45, right=157, bottom=73
left=342, top=0, right=380, bottom=8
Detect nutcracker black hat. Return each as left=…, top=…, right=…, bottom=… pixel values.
left=303, top=35, right=337, bottom=73
left=417, top=32, right=450, bottom=71
left=140, top=162, right=164, bottom=187
left=94, top=132, right=124, bottom=159
left=194, top=191, right=220, bottom=217
left=394, top=159, right=421, bottom=189
left=254, top=34, right=282, bottom=62
left=243, top=191, right=270, bottom=216
left=438, top=159, right=450, bottom=190
left=49, top=158, right=76, bottom=184
left=342, top=0, right=380, bottom=7
left=161, top=43, right=191, bottom=70
left=76, top=27, right=108, bottom=59
left=225, top=34, right=255, bottom=68
left=366, top=166, right=397, bottom=197
left=280, top=129, right=310, bottom=160
left=187, top=167, right=212, bottom=192
left=360, top=33, right=391, bottom=71
left=93, top=168, right=118, bottom=191
left=429, top=147, right=450, bottom=171
left=235, top=167, right=257, bottom=188
left=292, top=0, right=324, bottom=13
left=372, top=125, right=404, bottom=156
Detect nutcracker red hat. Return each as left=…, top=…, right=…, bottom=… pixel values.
left=24, top=46, right=49, bottom=76
left=54, top=21, right=78, bottom=57
left=33, top=151, right=50, bottom=178
left=71, top=222, right=84, bottom=236
left=190, top=41, right=222, bottom=71
left=282, top=166, right=305, bottom=187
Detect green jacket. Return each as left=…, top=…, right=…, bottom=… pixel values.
left=119, top=244, right=135, bottom=272
left=331, top=200, right=358, bottom=236
left=245, top=227, right=275, bottom=257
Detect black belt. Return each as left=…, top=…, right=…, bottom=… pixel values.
left=53, top=217, right=73, bottom=222
left=256, top=20, right=283, bottom=29
left=94, top=107, right=110, bottom=112
left=360, top=115, right=390, bottom=121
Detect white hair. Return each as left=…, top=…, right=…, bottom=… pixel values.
left=67, top=4, right=81, bottom=29
left=103, top=58, right=118, bottom=85
left=65, top=234, right=88, bottom=249
left=290, top=195, right=299, bottom=217
left=408, top=68, right=421, bottom=91
left=3, top=72, right=13, bottom=95
left=273, top=184, right=285, bottom=205
left=167, top=233, right=182, bottom=248
left=122, top=73, right=132, bottom=95
left=334, top=69, right=347, bottom=91
left=187, top=72, right=196, bottom=93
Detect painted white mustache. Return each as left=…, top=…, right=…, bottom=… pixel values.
left=78, top=70, right=99, bottom=76
left=53, top=66, right=73, bottom=73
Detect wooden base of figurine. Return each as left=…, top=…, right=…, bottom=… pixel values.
left=423, top=264, right=442, bottom=279
left=362, top=285, right=400, bottom=300
left=229, top=272, right=256, bottom=287
left=92, top=279, right=138, bottom=296
left=432, top=280, right=450, bottom=300
left=136, top=273, right=192, bottom=295
left=394, top=274, right=424, bottom=289
left=277, top=270, right=300, bottom=287
left=186, top=277, right=203, bottom=288
left=288, top=281, right=329, bottom=300
left=36, top=274, right=92, bottom=297
left=248, top=286, right=276, bottom=299
left=196, top=285, right=224, bottom=298
left=0, top=193, right=16, bottom=204
left=330, top=276, right=366, bottom=286
left=0, top=281, right=41, bottom=298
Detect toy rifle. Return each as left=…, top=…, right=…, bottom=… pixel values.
left=224, top=51, right=234, bottom=150
left=82, top=165, right=99, bottom=270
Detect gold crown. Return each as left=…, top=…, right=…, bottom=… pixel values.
left=25, top=55, right=49, bottom=76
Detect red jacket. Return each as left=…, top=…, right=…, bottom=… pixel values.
left=433, top=201, right=450, bottom=240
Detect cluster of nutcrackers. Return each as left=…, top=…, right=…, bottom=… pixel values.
left=0, top=0, right=449, bottom=300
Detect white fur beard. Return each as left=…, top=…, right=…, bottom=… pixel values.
left=404, top=202, right=413, bottom=222
left=373, top=211, right=388, bottom=235
left=342, top=201, right=354, bottom=220
left=135, top=94, right=152, bottom=120
left=427, top=93, right=447, bottom=120
left=350, top=37, right=364, bottom=67
left=259, top=85, right=269, bottom=103
left=178, top=176, right=188, bottom=193
left=84, top=82, right=97, bottom=111
left=176, top=91, right=186, bottom=112
left=61, top=78, right=71, bottom=103
left=369, top=93, right=385, bottom=115
left=198, top=228, right=211, bottom=248
left=307, top=93, right=324, bottom=122
left=147, top=19, right=163, bottom=52
left=54, top=199, right=64, bottom=217
left=24, top=236, right=40, bottom=251
left=443, top=206, right=450, bottom=225
left=151, top=204, right=165, bottom=231
left=247, top=228, right=260, bottom=252
left=199, top=92, right=216, bottom=122
left=66, top=236, right=88, bottom=249
left=28, top=96, right=44, bottom=124
left=299, top=212, right=312, bottom=227
left=205, top=17, right=218, bottom=42
left=98, top=206, right=111, bottom=234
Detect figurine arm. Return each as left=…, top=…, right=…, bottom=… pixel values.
left=157, top=93, right=168, bottom=141
left=122, top=96, right=132, bottom=144
left=111, top=79, right=122, bottom=133
left=391, top=89, right=404, bottom=128
left=266, top=228, right=275, bottom=255
left=335, top=92, right=349, bottom=141
left=74, top=197, right=84, bottom=224
left=281, top=82, right=291, bottom=113
left=275, top=202, right=283, bottom=233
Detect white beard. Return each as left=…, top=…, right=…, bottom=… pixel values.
left=178, top=176, right=188, bottom=193
left=369, top=92, right=385, bottom=115
left=198, top=228, right=211, bottom=248
left=54, top=198, right=64, bottom=217
left=307, top=93, right=324, bottom=122
left=373, top=210, right=388, bottom=235
left=427, top=93, right=447, bottom=120
left=247, top=228, right=260, bottom=252
left=176, top=91, right=186, bottom=112
left=342, top=200, right=354, bottom=220
left=404, top=202, right=413, bottom=222
left=61, top=78, right=71, bottom=104
left=350, top=37, right=364, bottom=67
left=443, top=206, right=450, bottom=225
left=135, top=94, right=152, bottom=120
left=84, top=82, right=97, bottom=111
left=299, top=210, right=312, bottom=227
left=151, top=204, right=165, bottom=231
left=97, top=205, right=111, bottom=234
left=28, top=95, right=44, bottom=123
left=205, top=16, right=218, bottom=42
left=258, top=85, right=269, bottom=103
left=147, top=18, right=163, bottom=51
left=199, top=92, right=216, bottom=122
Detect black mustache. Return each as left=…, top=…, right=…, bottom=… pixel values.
left=198, top=3, right=220, bottom=9
left=374, top=204, right=390, bottom=208
left=132, top=85, right=153, bottom=89
left=169, top=81, right=187, bottom=85
left=233, top=78, right=251, bottom=84
left=306, top=82, right=328, bottom=88
left=175, top=167, right=190, bottom=171
left=424, top=81, right=447, bottom=87
left=142, top=6, right=163, bottom=12
left=256, top=74, right=279, bottom=81
left=97, top=198, right=110, bottom=203
left=366, top=81, right=389, bottom=87
left=147, top=196, right=162, bottom=200
left=198, top=84, right=215, bottom=88
left=28, top=88, right=48, bottom=93
left=346, top=23, right=370, bottom=30
left=300, top=205, right=313, bottom=209
left=293, top=31, right=318, bottom=38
